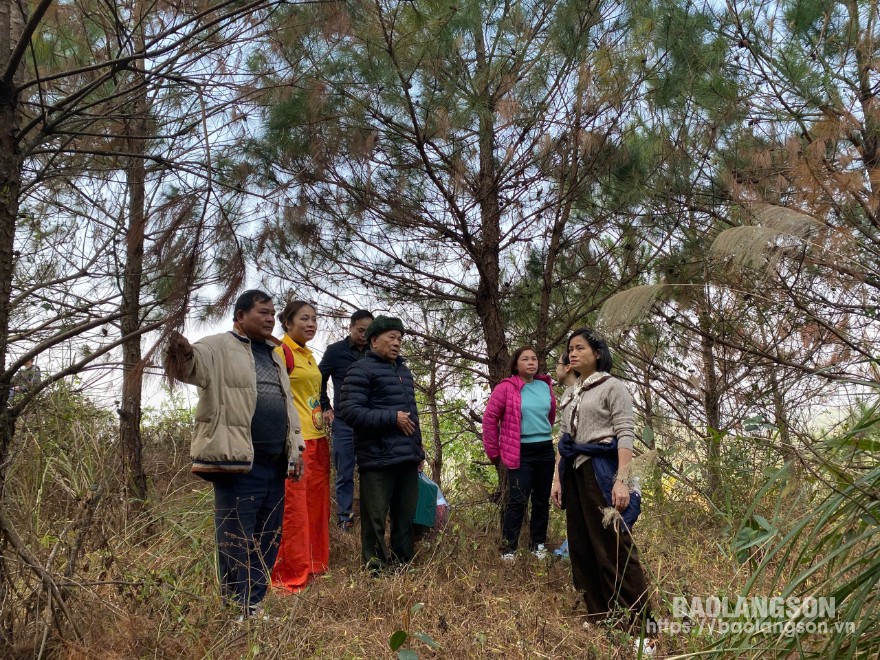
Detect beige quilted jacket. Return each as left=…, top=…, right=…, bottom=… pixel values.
left=164, top=331, right=304, bottom=475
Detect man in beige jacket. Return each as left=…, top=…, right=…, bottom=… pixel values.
left=164, top=289, right=304, bottom=619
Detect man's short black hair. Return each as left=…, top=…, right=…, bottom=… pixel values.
left=233, top=289, right=272, bottom=322
left=350, top=309, right=374, bottom=325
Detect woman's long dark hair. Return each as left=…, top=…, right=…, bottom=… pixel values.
left=566, top=328, right=613, bottom=372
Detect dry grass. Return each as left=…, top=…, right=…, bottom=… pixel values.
left=14, top=479, right=738, bottom=659
left=3, top=394, right=744, bottom=659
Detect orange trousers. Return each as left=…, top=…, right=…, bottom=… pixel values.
left=271, top=436, right=330, bottom=591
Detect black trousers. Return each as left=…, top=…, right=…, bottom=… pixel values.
left=565, top=459, right=652, bottom=626
left=213, top=457, right=286, bottom=610
left=502, top=440, right=555, bottom=552
left=359, top=462, right=419, bottom=571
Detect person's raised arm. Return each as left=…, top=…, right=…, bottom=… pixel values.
left=163, top=330, right=216, bottom=388
left=164, top=331, right=198, bottom=385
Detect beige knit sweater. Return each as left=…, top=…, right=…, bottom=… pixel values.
left=558, top=373, right=636, bottom=466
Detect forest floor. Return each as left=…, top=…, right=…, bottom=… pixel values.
left=7, top=396, right=875, bottom=658
left=34, top=470, right=739, bottom=659
left=4, top=420, right=753, bottom=660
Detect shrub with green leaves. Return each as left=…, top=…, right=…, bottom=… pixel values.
left=714, top=400, right=880, bottom=658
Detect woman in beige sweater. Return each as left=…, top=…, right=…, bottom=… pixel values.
left=551, top=328, right=655, bottom=655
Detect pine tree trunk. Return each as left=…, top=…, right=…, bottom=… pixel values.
left=699, top=309, right=722, bottom=500
left=426, top=362, right=443, bottom=493
left=119, top=43, right=148, bottom=501
left=642, top=363, right=656, bottom=450
left=0, top=0, right=24, bottom=634
left=473, top=27, right=508, bottom=389
left=0, top=0, right=22, bottom=424
left=770, top=372, right=799, bottom=490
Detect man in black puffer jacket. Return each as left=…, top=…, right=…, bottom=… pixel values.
left=339, top=316, right=425, bottom=572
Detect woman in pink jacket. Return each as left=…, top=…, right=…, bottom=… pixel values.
left=483, top=346, right=557, bottom=560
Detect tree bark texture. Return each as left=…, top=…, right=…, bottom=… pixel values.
left=426, top=361, right=443, bottom=493
left=0, top=0, right=22, bottom=420
left=473, top=27, right=508, bottom=389
left=0, top=0, right=25, bottom=637
left=699, top=308, right=722, bottom=500
left=119, top=48, right=148, bottom=500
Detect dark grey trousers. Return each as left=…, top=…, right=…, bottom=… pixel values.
left=358, top=462, right=419, bottom=571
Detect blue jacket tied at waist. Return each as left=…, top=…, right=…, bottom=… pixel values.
left=557, top=433, right=641, bottom=531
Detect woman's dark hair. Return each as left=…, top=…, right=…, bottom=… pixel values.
left=567, top=327, right=613, bottom=372
left=278, top=300, right=315, bottom=330
left=232, top=289, right=272, bottom=321
left=509, top=346, right=537, bottom=376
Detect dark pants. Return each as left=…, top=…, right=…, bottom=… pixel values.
left=502, top=441, right=555, bottom=552
left=213, top=457, right=286, bottom=610
left=565, top=459, right=652, bottom=626
left=359, top=462, right=419, bottom=571
left=332, top=417, right=356, bottom=523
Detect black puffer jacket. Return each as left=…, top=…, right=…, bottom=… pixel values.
left=338, top=350, right=424, bottom=470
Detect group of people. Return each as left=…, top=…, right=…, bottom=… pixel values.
left=163, top=291, right=424, bottom=619
left=481, top=331, right=655, bottom=654
left=163, top=290, right=654, bottom=652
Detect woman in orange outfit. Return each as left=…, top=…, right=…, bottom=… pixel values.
left=271, top=300, right=331, bottom=591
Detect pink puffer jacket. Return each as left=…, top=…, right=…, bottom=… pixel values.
left=482, top=374, right=556, bottom=469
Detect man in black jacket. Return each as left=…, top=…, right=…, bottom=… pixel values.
left=338, top=316, right=425, bottom=572
left=318, top=309, right=373, bottom=528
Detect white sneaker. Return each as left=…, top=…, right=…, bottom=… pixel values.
left=233, top=610, right=253, bottom=624
left=233, top=605, right=276, bottom=623
left=532, top=544, right=548, bottom=559
left=633, top=637, right=657, bottom=656
left=501, top=552, right=516, bottom=562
